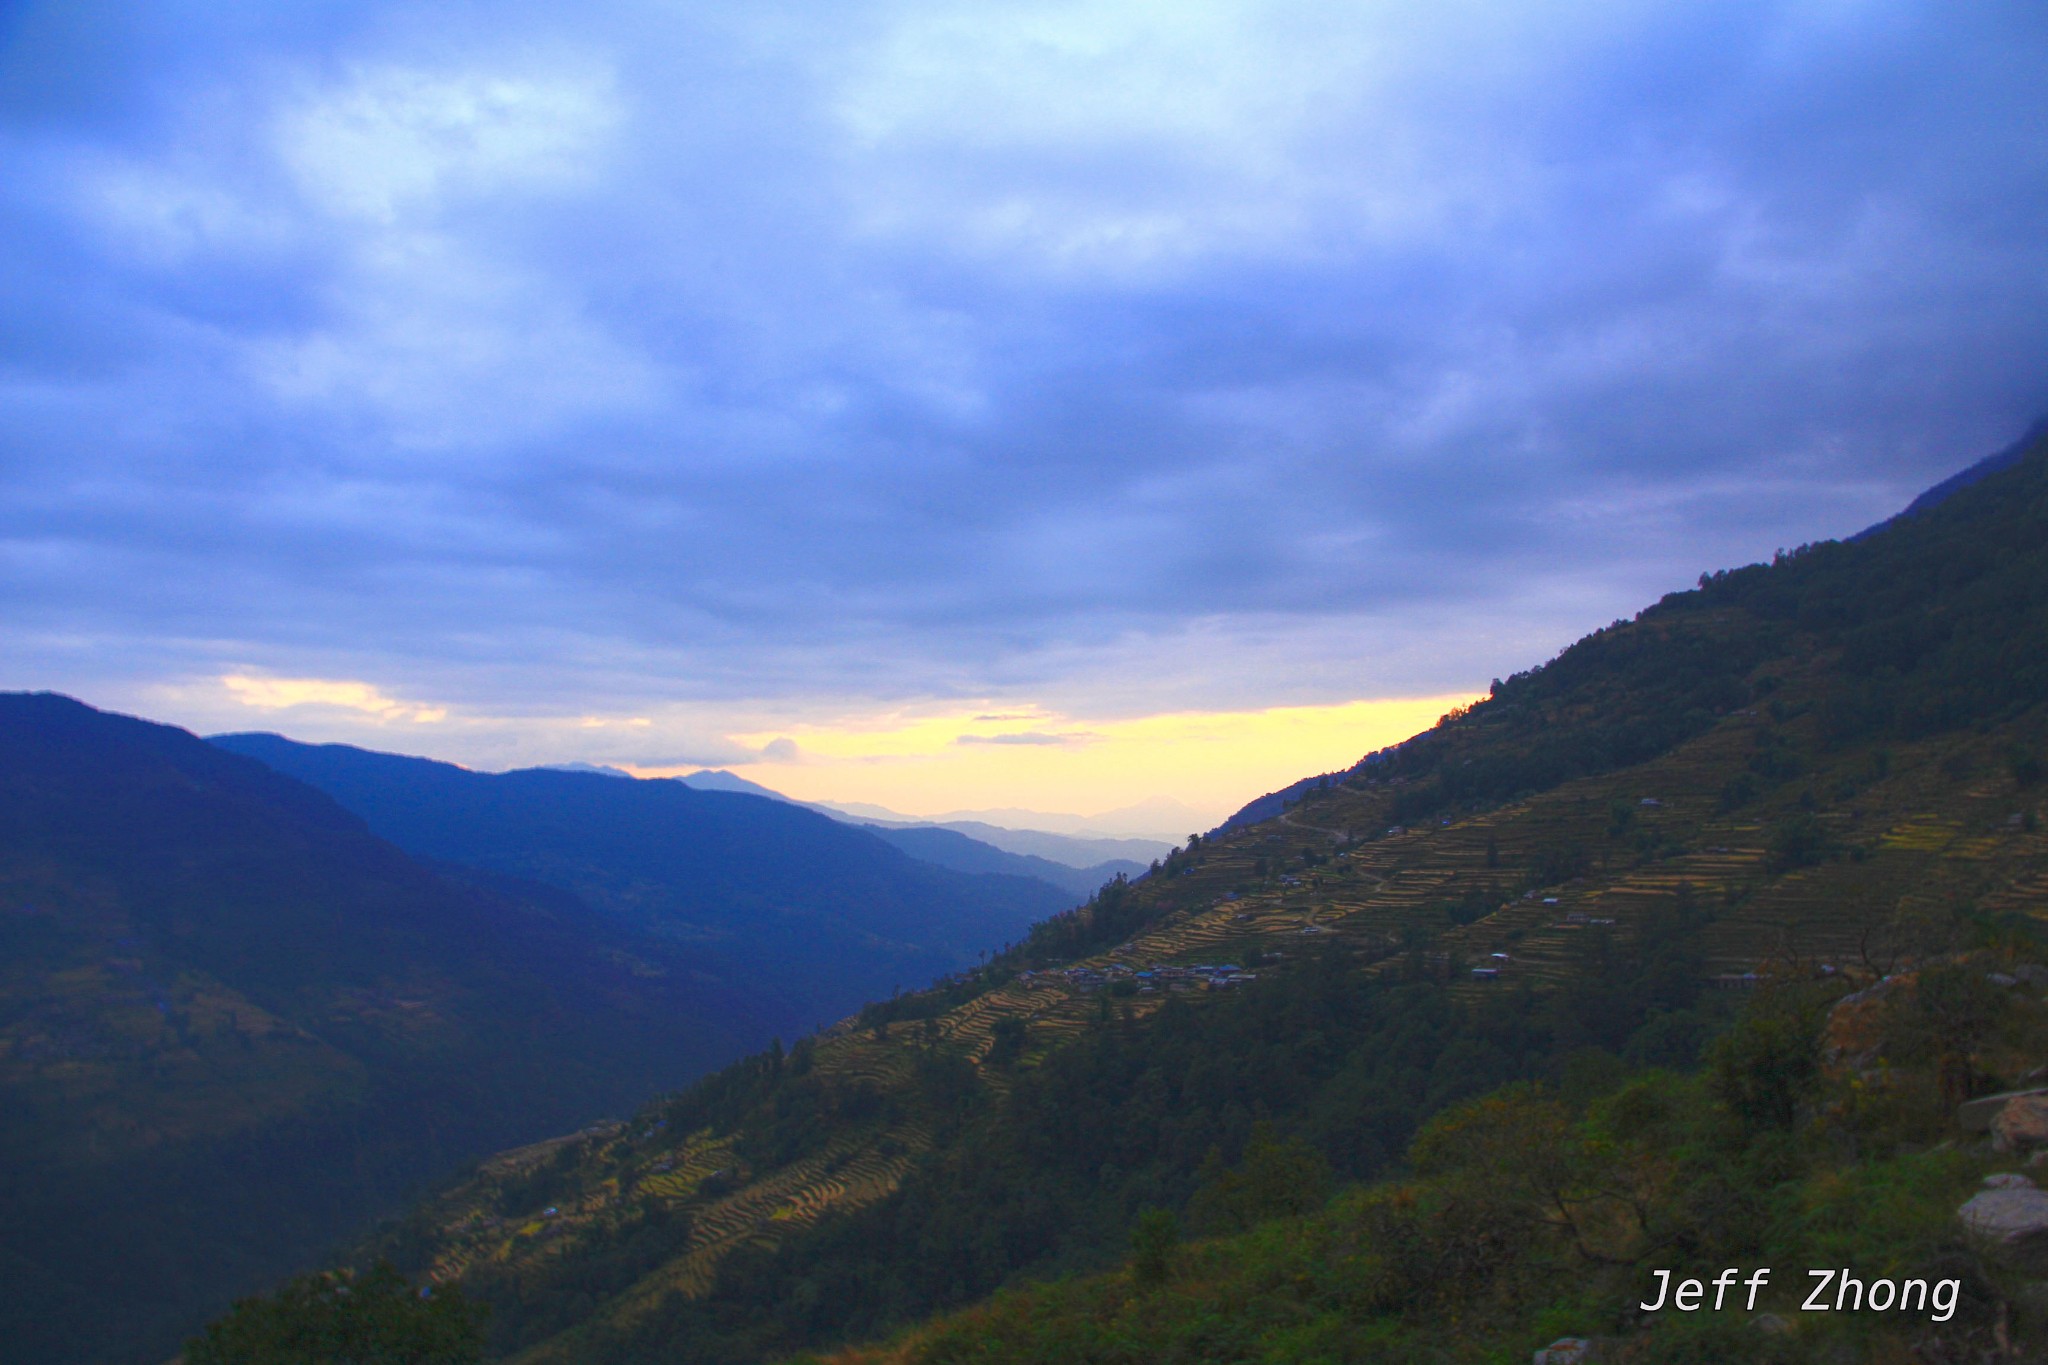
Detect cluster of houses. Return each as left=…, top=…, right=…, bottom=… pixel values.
left=1471, top=951, right=1512, bottom=981
left=1020, top=961, right=1261, bottom=995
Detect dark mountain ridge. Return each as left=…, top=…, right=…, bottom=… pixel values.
left=1853, top=414, right=2048, bottom=538
left=1224, top=416, right=2048, bottom=835
left=896, top=818, right=1165, bottom=872
left=678, top=767, right=791, bottom=799
left=0, top=693, right=775, bottom=1364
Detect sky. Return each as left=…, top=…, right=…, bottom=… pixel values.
left=2, top=1, right=2046, bottom=826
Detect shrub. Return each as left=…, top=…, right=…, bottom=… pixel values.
left=186, top=1261, right=485, bottom=1365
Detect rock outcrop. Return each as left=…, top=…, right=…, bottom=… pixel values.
left=1822, top=974, right=1914, bottom=1074
left=1959, top=1175, right=2048, bottom=1270
left=1996, top=1096, right=2048, bottom=1153
left=1959, top=1088, right=2048, bottom=1135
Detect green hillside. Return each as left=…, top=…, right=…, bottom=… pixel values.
left=817, top=955, right=2043, bottom=1365
left=265, top=424, right=2048, bottom=1363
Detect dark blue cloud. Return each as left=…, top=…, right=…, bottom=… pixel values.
left=0, top=0, right=2045, bottom=735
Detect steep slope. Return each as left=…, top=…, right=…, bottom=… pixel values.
left=821, top=952, right=2042, bottom=1365
left=1216, top=768, right=1344, bottom=831
left=353, top=423, right=2048, bottom=1364
left=1854, top=414, right=2048, bottom=537
left=0, top=694, right=773, bottom=1365
left=209, top=736, right=1071, bottom=1030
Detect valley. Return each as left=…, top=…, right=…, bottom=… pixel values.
left=11, top=424, right=2048, bottom=1364
left=0, top=699, right=1072, bottom=1364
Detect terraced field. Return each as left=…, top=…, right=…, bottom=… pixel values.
left=988, top=702, right=2048, bottom=1017
left=527, top=1131, right=929, bottom=1354
left=891, top=717, right=2024, bottom=1181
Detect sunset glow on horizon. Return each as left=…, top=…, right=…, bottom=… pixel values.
left=672, top=692, right=1481, bottom=825
left=191, top=670, right=1478, bottom=828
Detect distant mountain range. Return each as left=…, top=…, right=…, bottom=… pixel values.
left=538, top=761, right=637, bottom=778
left=679, top=768, right=1169, bottom=875
left=851, top=824, right=1138, bottom=900
left=819, top=794, right=1206, bottom=844
left=669, top=767, right=793, bottom=799
left=523, top=765, right=1157, bottom=894
left=858, top=816, right=1171, bottom=871
left=211, top=735, right=1073, bottom=1032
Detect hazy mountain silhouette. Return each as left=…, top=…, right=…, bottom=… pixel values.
left=210, top=734, right=1069, bottom=1030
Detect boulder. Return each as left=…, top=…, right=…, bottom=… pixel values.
left=1959, top=1186, right=2048, bottom=1269
left=1823, top=974, right=1913, bottom=1072
left=1985, top=1172, right=2037, bottom=1189
left=1996, top=1096, right=2048, bottom=1153
left=1959, top=1087, right=2048, bottom=1134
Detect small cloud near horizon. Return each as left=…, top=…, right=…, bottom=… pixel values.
left=220, top=675, right=448, bottom=724
left=954, top=731, right=1094, bottom=747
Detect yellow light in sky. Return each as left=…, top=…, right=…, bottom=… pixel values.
left=220, top=673, right=449, bottom=722
left=668, top=693, right=1479, bottom=825
left=199, top=671, right=1479, bottom=829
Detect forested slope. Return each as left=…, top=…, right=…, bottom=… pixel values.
left=330, top=424, right=2048, bottom=1363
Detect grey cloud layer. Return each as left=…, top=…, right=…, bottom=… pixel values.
left=2, top=0, right=2046, bottom=717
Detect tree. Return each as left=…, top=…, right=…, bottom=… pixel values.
left=986, top=1016, right=1028, bottom=1068
left=1129, top=1209, right=1178, bottom=1288
left=185, top=1261, right=485, bottom=1365
left=1888, top=964, right=2008, bottom=1107
left=1187, top=1123, right=1332, bottom=1233
left=1709, top=1007, right=1817, bottom=1132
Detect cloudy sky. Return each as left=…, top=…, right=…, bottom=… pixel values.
left=2, top=0, right=2045, bottom=824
